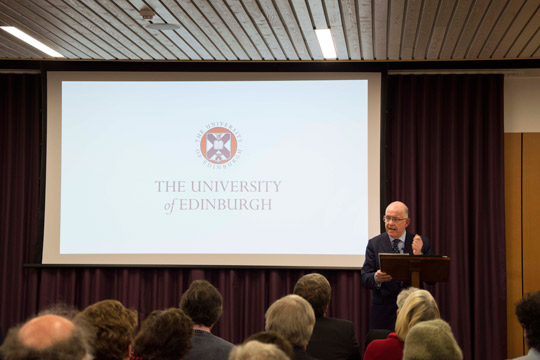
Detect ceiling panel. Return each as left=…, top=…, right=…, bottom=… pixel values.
left=0, top=0, right=539, bottom=62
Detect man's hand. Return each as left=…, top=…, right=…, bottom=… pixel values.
left=375, top=270, right=392, bottom=283
left=412, top=234, right=423, bottom=255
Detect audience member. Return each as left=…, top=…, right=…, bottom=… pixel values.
left=0, top=312, right=92, bottom=360
left=229, top=341, right=289, bottom=360
left=132, top=308, right=193, bottom=360
left=364, top=287, right=419, bottom=350
left=293, top=273, right=360, bottom=360
left=396, top=287, right=420, bottom=311
left=402, top=319, right=462, bottom=360
left=513, top=290, right=540, bottom=359
left=77, top=299, right=138, bottom=360
left=244, top=331, right=295, bottom=360
left=363, top=289, right=440, bottom=360
left=265, top=294, right=318, bottom=360
left=180, top=280, right=234, bottom=360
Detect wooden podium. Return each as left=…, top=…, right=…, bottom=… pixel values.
left=379, top=254, right=450, bottom=288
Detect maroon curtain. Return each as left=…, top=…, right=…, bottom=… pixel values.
left=386, top=74, right=506, bottom=359
left=0, top=74, right=41, bottom=332
left=33, top=268, right=369, bottom=345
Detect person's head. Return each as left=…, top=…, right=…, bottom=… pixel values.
left=395, top=289, right=440, bottom=341
left=77, top=299, right=138, bottom=360
left=244, top=331, right=294, bottom=360
left=396, top=287, right=420, bottom=313
left=515, top=290, right=540, bottom=350
left=0, top=314, right=92, bottom=360
left=384, top=201, right=411, bottom=239
left=293, top=273, right=331, bottom=318
left=132, top=308, right=193, bottom=360
left=402, top=319, right=463, bottom=360
left=265, top=294, right=315, bottom=348
left=229, top=341, right=289, bottom=360
left=180, top=280, right=223, bottom=327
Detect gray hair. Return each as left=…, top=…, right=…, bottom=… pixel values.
left=0, top=314, right=93, bottom=360
left=265, top=294, right=315, bottom=347
left=229, top=341, right=290, bottom=360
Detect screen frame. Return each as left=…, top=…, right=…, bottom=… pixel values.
left=42, top=71, right=381, bottom=268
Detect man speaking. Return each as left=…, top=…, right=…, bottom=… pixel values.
left=361, top=201, right=432, bottom=330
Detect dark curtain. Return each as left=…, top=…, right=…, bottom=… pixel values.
left=34, top=268, right=369, bottom=345
left=0, top=74, right=41, bottom=331
left=386, top=74, right=506, bottom=359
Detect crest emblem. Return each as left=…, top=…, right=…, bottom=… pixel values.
left=200, top=127, right=238, bottom=164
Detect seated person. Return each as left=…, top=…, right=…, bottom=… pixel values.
left=364, top=287, right=419, bottom=350
left=363, top=289, right=440, bottom=360
left=0, top=312, right=92, bottom=360
left=513, top=290, right=540, bottom=359
left=132, top=308, right=193, bottom=360
left=244, top=330, right=295, bottom=360
left=265, top=294, right=318, bottom=360
left=293, top=273, right=360, bottom=360
left=77, top=299, right=138, bottom=360
left=180, top=280, right=234, bottom=360
left=402, top=319, right=462, bottom=360
left=229, top=340, right=289, bottom=360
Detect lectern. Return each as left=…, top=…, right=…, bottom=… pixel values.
left=379, top=254, right=450, bottom=288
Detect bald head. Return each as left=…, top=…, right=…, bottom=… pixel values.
left=18, top=314, right=75, bottom=350
left=386, top=201, right=409, bottom=217
left=0, top=312, right=91, bottom=360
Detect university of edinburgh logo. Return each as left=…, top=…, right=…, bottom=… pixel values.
left=200, top=127, right=238, bottom=164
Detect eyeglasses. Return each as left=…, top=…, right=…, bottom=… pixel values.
left=383, top=216, right=407, bottom=223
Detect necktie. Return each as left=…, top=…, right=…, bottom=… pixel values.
left=392, top=239, right=400, bottom=253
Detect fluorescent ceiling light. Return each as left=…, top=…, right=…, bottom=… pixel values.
left=315, top=29, right=337, bottom=59
left=1, top=26, right=64, bottom=58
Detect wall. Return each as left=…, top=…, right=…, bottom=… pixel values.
left=504, top=75, right=540, bottom=358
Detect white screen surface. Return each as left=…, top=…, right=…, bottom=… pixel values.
left=44, top=72, right=381, bottom=267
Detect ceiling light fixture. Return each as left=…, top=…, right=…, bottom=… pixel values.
left=139, top=7, right=180, bottom=31
left=1, top=26, right=64, bottom=57
left=315, top=29, right=337, bottom=59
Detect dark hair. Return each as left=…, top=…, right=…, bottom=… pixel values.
left=133, top=308, right=193, bottom=360
left=293, top=273, right=331, bottom=318
left=180, top=280, right=223, bottom=327
left=244, top=331, right=295, bottom=360
left=516, top=291, right=540, bottom=350
left=78, top=299, right=138, bottom=360
left=0, top=315, right=92, bottom=360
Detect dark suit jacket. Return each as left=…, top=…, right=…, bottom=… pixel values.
left=360, top=231, right=432, bottom=330
left=294, top=346, right=320, bottom=360
left=306, top=317, right=361, bottom=360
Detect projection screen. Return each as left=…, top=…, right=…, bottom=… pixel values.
left=43, top=71, right=381, bottom=267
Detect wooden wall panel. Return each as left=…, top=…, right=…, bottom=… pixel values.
left=505, top=133, right=524, bottom=358
left=523, top=133, right=540, bottom=295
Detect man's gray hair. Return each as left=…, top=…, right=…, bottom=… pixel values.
left=265, top=294, right=315, bottom=347
left=229, top=341, right=290, bottom=360
left=0, top=311, right=93, bottom=360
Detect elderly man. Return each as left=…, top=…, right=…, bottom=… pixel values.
left=294, top=273, right=360, bottom=360
left=180, top=280, right=234, bottom=360
left=265, top=294, right=318, bottom=360
left=77, top=299, right=138, bottom=360
left=361, top=201, right=432, bottom=330
left=0, top=313, right=92, bottom=360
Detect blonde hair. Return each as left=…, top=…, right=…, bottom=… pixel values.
left=265, top=294, right=315, bottom=347
left=395, top=289, right=440, bottom=341
left=397, top=287, right=420, bottom=311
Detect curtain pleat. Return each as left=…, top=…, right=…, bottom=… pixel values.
left=386, top=74, right=506, bottom=359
